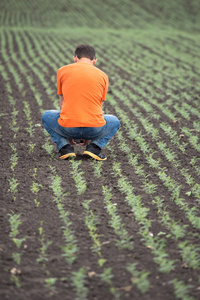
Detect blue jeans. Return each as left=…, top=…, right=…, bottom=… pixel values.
left=41, top=110, right=120, bottom=151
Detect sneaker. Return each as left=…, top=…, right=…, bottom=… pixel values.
left=59, top=144, right=76, bottom=159
left=83, top=143, right=107, bottom=161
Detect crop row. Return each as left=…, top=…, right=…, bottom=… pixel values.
left=2, top=28, right=200, bottom=299
left=2, top=0, right=198, bottom=30
left=2, top=29, right=198, bottom=230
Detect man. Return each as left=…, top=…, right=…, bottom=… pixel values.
left=42, top=44, right=120, bottom=161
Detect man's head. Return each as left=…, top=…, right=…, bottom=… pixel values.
left=73, top=44, right=97, bottom=65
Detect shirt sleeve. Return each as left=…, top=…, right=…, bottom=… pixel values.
left=102, top=75, right=109, bottom=101
left=57, top=69, right=62, bottom=95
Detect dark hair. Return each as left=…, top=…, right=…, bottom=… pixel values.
left=74, top=44, right=96, bottom=60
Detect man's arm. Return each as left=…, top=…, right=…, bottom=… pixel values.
left=59, top=95, right=64, bottom=110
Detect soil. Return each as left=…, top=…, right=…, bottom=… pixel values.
left=0, top=37, right=200, bottom=300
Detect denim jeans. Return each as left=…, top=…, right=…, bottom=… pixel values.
left=41, top=110, right=120, bottom=151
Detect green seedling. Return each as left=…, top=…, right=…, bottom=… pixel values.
left=37, top=221, right=52, bottom=264
left=45, top=277, right=57, bottom=293
left=127, top=262, right=150, bottom=294
left=8, top=176, right=19, bottom=201
left=70, top=160, right=87, bottom=195
left=169, top=278, right=195, bottom=300
left=12, top=252, right=22, bottom=265
left=99, top=268, right=120, bottom=300
left=71, top=267, right=88, bottom=300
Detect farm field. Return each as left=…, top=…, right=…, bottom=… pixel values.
left=0, top=1, right=200, bottom=299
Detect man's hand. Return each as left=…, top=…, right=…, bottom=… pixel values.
left=68, top=139, right=91, bottom=146
left=68, top=139, right=77, bottom=145
left=80, top=139, right=90, bottom=146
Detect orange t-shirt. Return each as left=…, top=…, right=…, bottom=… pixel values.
left=57, top=62, right=109, bottom=127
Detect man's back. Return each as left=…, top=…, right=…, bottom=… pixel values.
left=42, top=44, right=120, bottom=161
left=57, top=62, right=108, bottom=127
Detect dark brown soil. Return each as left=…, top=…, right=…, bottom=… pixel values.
left=0, top=32, right=200, bottom=300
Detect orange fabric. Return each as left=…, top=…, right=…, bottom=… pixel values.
left=57, top=62, right=108, bottom=127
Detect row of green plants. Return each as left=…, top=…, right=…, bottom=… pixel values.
left=106, top=66, right=200, bottom=189
left=111, top=161, right=176, bottom=274
left=36, top=220, right=58, bottom=295
left=2, top=28, right=199, bottom=299
left=108, top=96, right=200, bottom=230
left=3, top=0, right=196, bottom=30
left=107, top=155, right=197, bottom=299
left=69, top=153, right=153, bottom=297
left=49, top=167, right=91, bottom=298
left=105, top=38, right=199, bottom=129
left=2, top=43, right=25, bottom=288
left=102, top=185, right=150, bottom=294
left=7, top=213, right=26, bottom=288
left=49, top=167, right=79, bottom=264
left=82, top=199, right=120, bottom=299
left=69, top=160, right=87, bottom=195
left=104, top=38, right=199, bottom=102
left=92, top=156, right=163, bottom=293
left=2, top=32, right=120, bottom=298
left=111, top=82, right=199, bottom=169
left=111, top=130, right=200, bottom=278
left=68, top=157, right=152, bottom=296
left=102, top=185, right=134, bottom=251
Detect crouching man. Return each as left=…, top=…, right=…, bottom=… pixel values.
left=42, top=44, right=120, bottom=161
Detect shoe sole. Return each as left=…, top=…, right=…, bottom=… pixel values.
left=83, top=151, right=107, bottom=161
left=59, top=153, right=76, bottom=160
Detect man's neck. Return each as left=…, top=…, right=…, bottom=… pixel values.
left=77, top=58, right=94, bottom=65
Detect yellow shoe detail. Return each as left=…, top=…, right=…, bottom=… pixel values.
left=83, top=151, right=107, bottom=161
left=59, top=153, right=76, bottom=159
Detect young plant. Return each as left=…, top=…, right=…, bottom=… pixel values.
left=12, top=252, right=22, bottom=265
left=127, top=262, right=150, bottom=294
left=71, top=267, right=88, bottom=300
left=91, top=160, right=103, bottom=178
left=169, top=278, right=195, bottom=300
left=45, top=277, right=57, bottom=294
left=8, top=213, right=26, bottom=265
left=82, top=200, right=102, bottom=255
left=70, top=160, right=87, bottom=195
left=8, top=176, right=19, bottom=201
left=8, top=213, right=22, bottom=238
left=102, top=185, right=134, bottom=250
left=36, top=221, right=52, bottom=264
left=9, top=143, right=18, bottom=171
left=99, top=268, right=120, bottom=300
left=50, top=171, right=79, bottom=264
left=30, top=168, right=43, bottom=207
